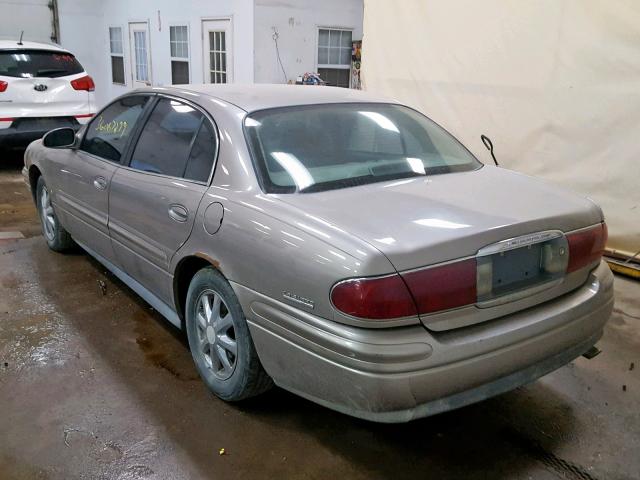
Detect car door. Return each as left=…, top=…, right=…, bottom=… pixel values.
left=52, top=94, right=151, bottom=263
left=108, top=96, right=218, bottom=305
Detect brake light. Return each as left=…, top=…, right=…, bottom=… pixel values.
left=0, top=80, right=7, bottom=92
left=70, top=75, right=95, bottom=91
left=402, top=259, right=477, bottom=314
left=566, top=223, right=607, bottom=273
left=331, top=274, right=418, bottom=320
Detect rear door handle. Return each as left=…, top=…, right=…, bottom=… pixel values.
left=93, top=176, right=107, bottom=190
left=168, top=204, right=188, bottom=223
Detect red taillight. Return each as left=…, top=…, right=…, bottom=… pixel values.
left=0, top=80, right=7, bottom=92
left=402, top=258, right=477, bottom=314
left=331, top=274, right=418, bottom=320
left=331, top=258, right=478, bottom=320
left=566, top=222, right=607, bottom=273
left=70, top=75, right=95, bottom=91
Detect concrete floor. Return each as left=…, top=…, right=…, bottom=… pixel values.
left=1, top=155, right=639, bottom=480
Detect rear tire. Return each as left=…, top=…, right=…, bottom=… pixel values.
left=36, top=176, right=75, bottom=252
left=185, top=267, right=272, bottom=401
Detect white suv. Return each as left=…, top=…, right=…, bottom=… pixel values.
left=0, top=40, right=96, bottom=150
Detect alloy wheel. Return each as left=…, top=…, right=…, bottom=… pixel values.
left=40, top=185, right=56, bottom=241
left=195, top=290, right=238, bottom=380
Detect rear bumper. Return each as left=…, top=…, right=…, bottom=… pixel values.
left=0, top=116, right=80, bottom=149
left=236, top=261, right=614, bottom=422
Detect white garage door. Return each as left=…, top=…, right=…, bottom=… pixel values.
left=0, top=0, right=54, bottom=43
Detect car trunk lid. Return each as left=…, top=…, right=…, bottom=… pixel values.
left=276, top=165, right=604, bottom=329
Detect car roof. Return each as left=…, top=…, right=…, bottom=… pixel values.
left=142, top=84, right=399, bottom=113
left=0, top=40, right=70, bottom=53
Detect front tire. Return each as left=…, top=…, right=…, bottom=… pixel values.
left=185, top=267, right=272, bottom=401
left=36, top=176, right=75, bottom=252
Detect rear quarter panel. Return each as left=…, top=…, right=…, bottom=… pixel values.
left=171, top=98, right=397, bottom=325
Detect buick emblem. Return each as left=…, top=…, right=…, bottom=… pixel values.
left=34, top=84, right=48, bottom=92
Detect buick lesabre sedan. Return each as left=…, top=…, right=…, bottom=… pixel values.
left=23, top=85, right=613, bottom=422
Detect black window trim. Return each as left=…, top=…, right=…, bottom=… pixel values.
left=78, top=92, right=157, bottom=166
left=119, top=93, right=221, bottom=187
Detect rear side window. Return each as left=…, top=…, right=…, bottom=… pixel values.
left=0, top=50, right=84, bottom=78
left=81, top=96, right=149, bottom=162
left=129, top=98, right=217, bottom=182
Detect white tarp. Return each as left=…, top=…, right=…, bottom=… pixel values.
left=362, top=0, right=639, bottom=256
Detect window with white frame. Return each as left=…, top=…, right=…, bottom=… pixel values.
left=170, top=25, right=190, bottom=84
left=109, top=27, right=125, bottom=85
left=317, top=28, right=352, bottom=88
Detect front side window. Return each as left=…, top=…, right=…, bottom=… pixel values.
left=129, top=98, right=216, bottom=182
left=317, top=28, right=352, bottom=88
left=81, top=96, right=149, bottom=162
left=245, top=103, right=481, bottom=193
left=0, top=50, right=83, bottom=78
left=109, top=27, right=125, bottom=84
left=169, top=25, right=190, bottom=84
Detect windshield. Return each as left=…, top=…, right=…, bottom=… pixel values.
left=0, top=50, right=84, bottom=78
left=244, top=103, right=481, bottom=193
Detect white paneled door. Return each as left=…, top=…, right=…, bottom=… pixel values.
left=202, top=19, right=232, bottom=84
left=129, top=22, right=152, bottom=87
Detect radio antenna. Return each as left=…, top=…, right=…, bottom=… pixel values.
left=18, top=30, right=24, bottom=45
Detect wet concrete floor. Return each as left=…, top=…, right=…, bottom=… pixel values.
left=1, top=155, right=639, bottom=479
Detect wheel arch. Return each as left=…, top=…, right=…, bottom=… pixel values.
left=28, top=165, right=42, bottom=203
left=173, top=253, right=224, bottom=326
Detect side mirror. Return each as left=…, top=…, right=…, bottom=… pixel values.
left=481, top=134, right=499, bottom=166
left=43, top=127, right=77, bottom=149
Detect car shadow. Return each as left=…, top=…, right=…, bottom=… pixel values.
left=25, top=241, right=587, bottom=479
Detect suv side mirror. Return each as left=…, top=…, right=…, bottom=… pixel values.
left=43, top=127, right=77, bottom=149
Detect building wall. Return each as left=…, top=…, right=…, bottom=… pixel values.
left=58, top=0, right=254, bottom=107
left=57, top=0, right=104, bottom=110
left=253, top=0, right=363, bottom=84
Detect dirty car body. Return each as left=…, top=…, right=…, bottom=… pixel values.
left=23, top=85, right=613, bottom=422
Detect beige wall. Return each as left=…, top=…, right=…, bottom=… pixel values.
left=362, top=0, right=640, bottom=255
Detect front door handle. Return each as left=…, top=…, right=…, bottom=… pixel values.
left=168, top=204, right=188, bottom=223
left=93, top=176, right=107, bottom=190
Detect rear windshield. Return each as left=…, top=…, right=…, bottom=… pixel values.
left=0, top=49, right=84, bottom=78
left=244, top=103, right=482, bottom=193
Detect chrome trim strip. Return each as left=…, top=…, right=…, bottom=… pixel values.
left=476, top=230, right=564, bottom=257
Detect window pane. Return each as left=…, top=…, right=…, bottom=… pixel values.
left=130, top=99, right=203, bottom=178
left=220, top=32, right=226, bottom=51
left=318, top=47, right=328, bottom=65
left=341, top=30, right=352, bottom=47
left=318, top=29, right=329, bottom=47
left=184, top=122, right=217, bottom=182
left=134, top=31, right=148, bottom=81
left=170, top=26, right=189, bottom=58
left=340, top=47, right=351, bottom=65
left=330, top=30, right=340, bottom=47
left=111, top=56, right=125, bottom=84
left=81, top=96, right=149, bottom=162
left=329, top=48, right=340, bottom=65
left=109, top=27, right=123, bottom=54
left=319, top=68, right=350, bottom=88
left=336, top=68, right=350, bottom=87
left=171, top=60, right=189, bottom=84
